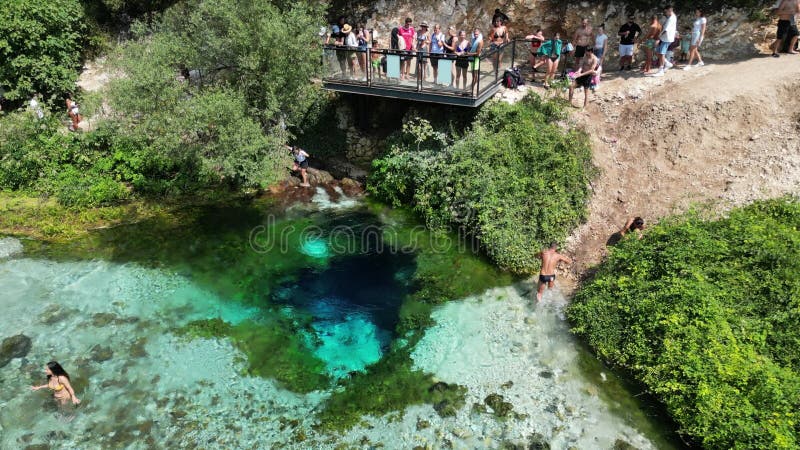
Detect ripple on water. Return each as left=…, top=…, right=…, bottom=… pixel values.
left=0, top=237, right=23, bottom=258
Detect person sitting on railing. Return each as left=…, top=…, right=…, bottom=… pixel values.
left=429, top=24, right=446, bottom=85
left=398, top=18, right=416, bottom=80
left=469, top=28, right=485, bottom=93
left=416, top=22, right=431, bottom=81
left=443, top=26, right=459, bottom=87
left=525, top=28, right=546, bottom=81
left=489, top=17, right=509, bottom=72
left=454, top=30, right=471, bottom=89
left=537, top=32, right=562, bottom=88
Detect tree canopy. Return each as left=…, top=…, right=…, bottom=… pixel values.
left=0, top=0, right=87, bottom=104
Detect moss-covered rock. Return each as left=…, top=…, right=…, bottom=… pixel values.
left=0, top=334, right=32, bottom=367
left=484, top=393, right=514, bottom=418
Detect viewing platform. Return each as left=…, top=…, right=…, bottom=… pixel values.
left=321, top=40, right=530, bottom=107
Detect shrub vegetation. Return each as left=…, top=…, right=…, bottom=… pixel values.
left=568, top=198, right=800, bottom=449
left=368, top=94, right=595, bottom=273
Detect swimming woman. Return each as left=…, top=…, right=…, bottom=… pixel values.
left=31, top=361, right=81, bottom=405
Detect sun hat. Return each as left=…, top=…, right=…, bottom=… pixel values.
left=420, top=21, right=429, bottom=28
left=342, top=24, right=352, bottom=33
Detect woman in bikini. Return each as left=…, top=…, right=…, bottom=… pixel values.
left=537, top=32, right=562, bottom=88
left=489, top=17, right=509, bottom=71
left=31, top=361, right=81, bottom=405
left=642, top=15, right=662, bottom=73
left=454, top=30, right=471, bottom=89
left=525, top=28, right=545, bottom=82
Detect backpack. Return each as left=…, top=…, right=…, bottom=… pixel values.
left=502, top=67, right=524, bottom=89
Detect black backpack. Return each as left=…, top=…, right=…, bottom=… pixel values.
left=502, top=67, right=524, bottom=89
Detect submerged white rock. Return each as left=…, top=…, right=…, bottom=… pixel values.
left=0, top=237, right=23, bottom=258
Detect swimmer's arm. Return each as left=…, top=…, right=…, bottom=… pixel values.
left=30, top=384, right=48, bottom=390
left=60, top=376, right=81, bottom=404
left=559, top=254, right=573, bottom=265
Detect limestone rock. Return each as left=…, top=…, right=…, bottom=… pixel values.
left=0, top=334, right=32, bottom=367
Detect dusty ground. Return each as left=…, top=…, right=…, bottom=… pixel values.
left=514, top=55, right=800, bottom=292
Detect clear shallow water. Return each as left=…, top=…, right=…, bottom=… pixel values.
left=0, top=198, right=680, bottom=449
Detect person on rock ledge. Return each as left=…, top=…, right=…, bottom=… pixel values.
left=536, top=242, right=573, bottom=302
left=290, top=146, right=311, bottom=187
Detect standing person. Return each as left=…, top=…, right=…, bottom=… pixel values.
left=568, top=47, right=599, bottom=108
left=770, top=0, right=800, bottom=56
left=642, top=15, right=662, bottom=73
left=468, top=28, right=485, bottom=92
left=618, top=15, right=642, bottom=70
left=356, top=24, right=370, bottom=77
left=493, top=8, right=510, bottom=25
left=537, top=32, right=562, bottom=88
left=572, top=18, right=594, bottom=69
left=454, top=30, right=471, bottom=89
left=342, top=24, right=358, bottom=78
left=536, top=243, right=572, bottom=302
left=525, top=28, right=546, bottom=81
left=489, top=17, right=509, bottom=71
left=684, top=9, right=707, bottom=68
left=429, top=24, right=446, bottom=84
left=398, top=18, right=416, bottom=80
left=416, top=22, right=431, bottom=81
left=654, top=5, right=677, bottom=77
left=679, top=26, right=692, bottom=61
left=30, top=361, right=81, bottom=405
left=65, top=97, right=81, bottom=131
left=328, top=17, right=349, bottom=76
left=29, top=94, right=44, bottom=119
left=291, top=146, right=311, bottom=187
left=593, top=24, right=609, bottom=65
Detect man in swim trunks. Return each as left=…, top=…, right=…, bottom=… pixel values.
left=618, top=15, right=642, bottom=70
left=536, top=242, right=573, bottom=302
left=770, top=0, right=800, bottom=56
left=568, top=47, right=599, bottom=108
left=572, top=18, right=594, bottom=69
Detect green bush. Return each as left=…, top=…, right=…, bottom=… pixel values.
left=568, top=198, right=800, bottom=449
left=368, top=93, right=595, bottom=273
left=0, top=0, right=87, bottom=104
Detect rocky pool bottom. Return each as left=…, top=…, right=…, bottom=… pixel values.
left=0, top=194, right=679, bottom=449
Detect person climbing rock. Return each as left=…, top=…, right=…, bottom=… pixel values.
left=290, top=146, right=311, bottom=187
left=536, top=242, right=572, bottom=302
left=606, top=217, right=646, bottom=246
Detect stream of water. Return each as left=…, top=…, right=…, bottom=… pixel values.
left=0, top=192, right=680, bottom=449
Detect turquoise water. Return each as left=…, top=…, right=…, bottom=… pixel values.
left=0, top=196, right=680, bottom=449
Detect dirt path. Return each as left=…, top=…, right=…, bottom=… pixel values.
left=548, top=56, right=800, bottom=293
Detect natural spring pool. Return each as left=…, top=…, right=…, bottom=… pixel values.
left=0, top=189, right=680, bottom=449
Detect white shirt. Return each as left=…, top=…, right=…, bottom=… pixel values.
left=594, top=33, right=608, bottom=49
left=661, top=13, right=677, bottom=42
left=692, top=17, right=707, bottom=34
left=345, top=32, right=358, bottom=47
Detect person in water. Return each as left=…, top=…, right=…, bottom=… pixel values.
left=31, top=361, right=81, bottom=405
left=291, top=146, right=311, bottom=187
left=536, top=242, right=572, bottom=302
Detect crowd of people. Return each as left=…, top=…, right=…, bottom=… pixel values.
left=325, top=1, right=799, bottom=105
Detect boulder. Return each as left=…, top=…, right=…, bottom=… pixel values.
left=0, top=334, right=32, bottom=367
left=484, top=393, right=514, bottom=418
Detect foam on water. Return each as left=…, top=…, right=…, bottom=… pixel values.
left=0, top=237, right=23, bottom=258
left=311, top=186, right=358, bottom=210
left=299, top=237, right=330, bottom=258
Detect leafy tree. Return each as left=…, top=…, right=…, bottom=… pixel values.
left=568, top=198, right=800, bottom=449
left=368, top=94, right=595, bottom=273
left=0, top=0, right=87, bottom=104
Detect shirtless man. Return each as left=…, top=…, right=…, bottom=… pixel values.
left=568, top=47, right=599, bottom=108
left=536, top=242, right=573, bottom=302
left=572, top=18, right=594, bottom=69
left=771, top=0, right=800, bottom=56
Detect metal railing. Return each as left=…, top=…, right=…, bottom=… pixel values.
left=321, top=39, right=525, bottom=99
